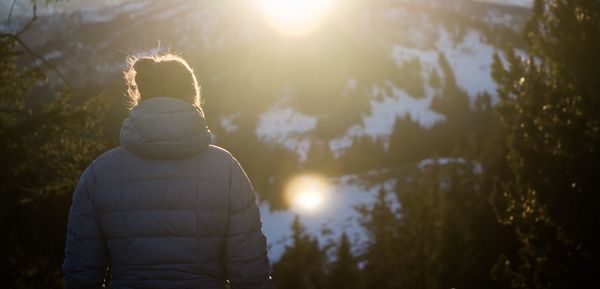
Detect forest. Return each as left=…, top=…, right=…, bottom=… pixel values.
left=1, top=0, right=599, bottom=288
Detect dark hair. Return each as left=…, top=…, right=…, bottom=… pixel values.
left=124, top=53, right=201, bottom=109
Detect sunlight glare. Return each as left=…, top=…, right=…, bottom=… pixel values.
left=295, top=189, right=324, bottom=210
left=253, top=0, right=336, bottom=36
left=285, top=174, right=331, bottom=213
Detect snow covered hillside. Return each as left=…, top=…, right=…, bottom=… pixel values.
left=12, top=0, right=530, bottom=263
left=260, top=172, right=398, bottom=261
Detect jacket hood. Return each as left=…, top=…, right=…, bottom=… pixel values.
left=119, top=96, right=212, bottom=159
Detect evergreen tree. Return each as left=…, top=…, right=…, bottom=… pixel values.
left=394, top=163, right=444, bottom=289
left=430, top=52, right=479, bottom=156
left=435, top=52, right=459, bottom=96
left=357, top=187, right=400, bottom=289
left=396, top=57, right=425, bottom=98
left=488, top=0, right=600, bottom=287
left=387, top=114, right=432, bottom=165
left=1, top=11, right=106, bottom=288
left=437, top=161, right=506, bottom=289
left=339, top=136, right=387, bottom=173
left=326, top=232, right=359, bottom=289
left=272, top=216, right=327, bottom=289
left=385, top=159, right=507, bottom=289
left=429, top=69, right=442, bottom=90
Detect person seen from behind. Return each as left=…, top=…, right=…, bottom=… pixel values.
left=62, top=53, right=273, bottom=289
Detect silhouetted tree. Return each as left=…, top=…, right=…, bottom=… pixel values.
left=429, top=69, right=442, bottom=90
left=436, top=161, right=506, bottom=289
left=272, top=216, right=327, bottom=289
left=388, top=114, right=432, bottom=165
left=393, top=160, right=508, bottom=289
left=487, top=0, right=600, bottom=287
left=396, top=57, right=425, bottom=98
left=429, top=52, right=476, bottom=156
left=1, top=8, right=106, bottom=287
left=339, top=136, right=387, bottom=173
left=325, top=232, right=359, bottom=289
left=394, top=163, right=444, bottom=289
left=357, top=187, right=400, bottom=289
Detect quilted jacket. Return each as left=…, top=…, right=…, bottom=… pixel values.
left=62, top=97, right=272, bottom=289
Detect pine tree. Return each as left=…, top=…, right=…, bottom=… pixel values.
left=396, top=57, right=425, bottom=98
left=437, top=161, right=506, bottom=289
left=387, top=159, right=507, bottom=289
left=394, top=163, right=444, bottom=289
left=357, top=187, right=400, bottom=289
left=387, top=114, right=432, bottom=165
left=1, top=11, right=106, bottom=288
left=326, top=232, right=359, bottom=289
left=488, top=0, right=600, bottom=287
left=429, top=69, right=442, bottom=90
left=430, top=52, right=477, bottom=156
left=272, top=216, right=327, bottom=289
left=339, top=136, right=387, bottom=173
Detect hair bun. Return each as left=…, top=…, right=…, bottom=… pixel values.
left=133, top=58, right=157, bottom=75
left=124, top=53, right=201, bottom=108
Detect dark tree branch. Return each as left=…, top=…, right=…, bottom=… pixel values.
left=10, top=34, right=72, bottom=88
left=15, top=0, right=37, bottom=36
left=7, top=0, right=18, bottom=24
left=0, top=1, right=71, bottom=88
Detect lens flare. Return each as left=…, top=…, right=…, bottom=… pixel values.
left=253, top=0, right=336, bottom=36
left=295, top=189, right=324, bottom=210
left=285, top=174, right=330, bottom=213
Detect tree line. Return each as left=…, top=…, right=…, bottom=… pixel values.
left=271, top=1, right=600, bottom=288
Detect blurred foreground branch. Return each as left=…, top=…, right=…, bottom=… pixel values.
left=1, top=0, right=71, bottom=87
left=1, top=1, right=107, bottom=287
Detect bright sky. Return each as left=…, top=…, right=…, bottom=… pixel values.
left=253, top=0, right=336, bottom=36
left=0, top=0, right=123, bottom=19
left=0, top=0, right=533, bottom=20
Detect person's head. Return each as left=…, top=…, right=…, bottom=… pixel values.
left=124, top=53, right=201, bottom=109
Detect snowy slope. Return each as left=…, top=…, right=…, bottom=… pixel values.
left=476, top=0, right=533, bottom=7
left=255, top=27, right=499, bottom=156
left=260, top=173, right=399, bottom=261
left=14, top=0, right=528, bottom=263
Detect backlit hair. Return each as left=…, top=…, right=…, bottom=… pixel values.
left=124, top=53, right=201, bottom=109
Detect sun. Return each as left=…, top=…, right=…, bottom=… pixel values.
left=295, top=189, right=324, bottom=210
left=252, top=0, right=336, bottom=36
left=285, top=174, right=330, bottom=213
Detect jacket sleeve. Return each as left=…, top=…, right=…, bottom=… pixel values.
left=224, top=158, right=273, bottom=289
left=62, top=163, right=108, bottom=289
